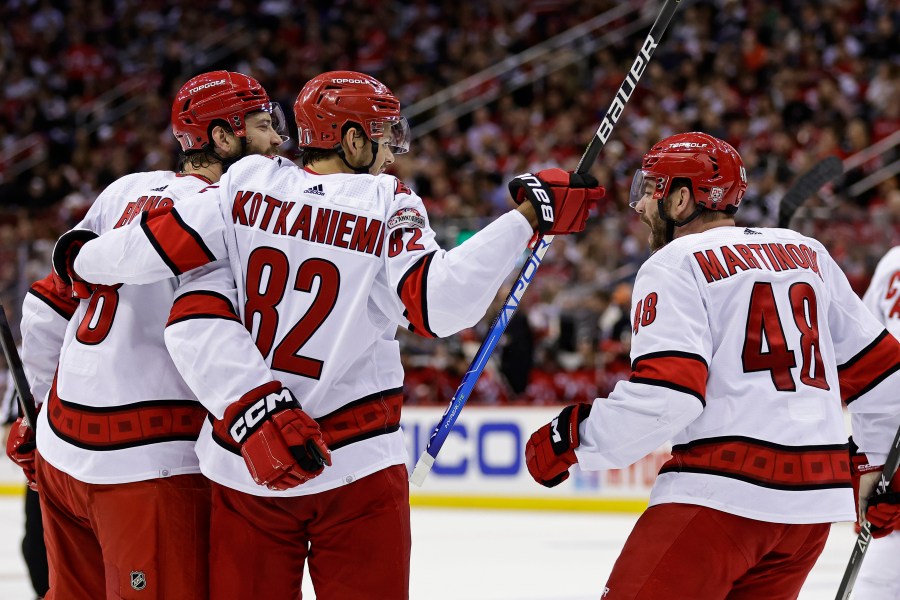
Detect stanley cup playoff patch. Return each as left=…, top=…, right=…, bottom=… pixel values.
left=131, top=571, right=147, bottom=591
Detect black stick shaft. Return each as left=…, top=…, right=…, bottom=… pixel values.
left=0, top=305, right=38, bottom=428
left=835, top=426, right=900, bottom=599
left=576, top=0, right=682, bottom=175
left=410, top=0, right=683, bottom=486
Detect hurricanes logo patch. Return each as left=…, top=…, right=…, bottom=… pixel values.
left=708, top=187, right=725, bottom=204
left=387, top=207, right=425, bottom=229
left=130, top=571, right=147, bottom=591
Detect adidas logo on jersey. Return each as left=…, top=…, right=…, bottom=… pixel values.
left=151, top=185, right=168, bottom=192
left=303, top=184, right=325, bottom=196
left=743, top=228, right=761, bottom=235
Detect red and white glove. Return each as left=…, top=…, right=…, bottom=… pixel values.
left=222, top=383, right=331, bottom=491
left=508, top=168, right=606, bottom=235
left=849, top=437, right=900, bottom=538
left=52, top=229, right=100, bottom=299
left=525, top=403, right=592, bottom=487
left=6, top=418, right=37, bottom=491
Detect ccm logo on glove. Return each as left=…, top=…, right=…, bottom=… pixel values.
left=229, top=387, right=297, bottom=443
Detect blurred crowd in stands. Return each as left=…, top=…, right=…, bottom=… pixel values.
left=0, top=0, right=898, bottom=406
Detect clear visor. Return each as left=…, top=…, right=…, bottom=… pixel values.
left=629, top=169, right=669, bottom=209
left=260, top=102, right=290, bottom=145
left=371, top=117, right=411, bottom=154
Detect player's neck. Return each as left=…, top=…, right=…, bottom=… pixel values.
left=306, top=155, right=363, bottom=175
left=674, top=218, right=735, bottom=241
left=182, top=162, right=224, bottom=184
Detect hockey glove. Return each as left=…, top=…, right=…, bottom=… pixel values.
left=52, top=229, right=99, bottom=299
left=6, top=417, right=37, bottom=491
left=508, top=168, right=605, bottom=235
left=223, top=383, right=331, bottom=491
left=849, top=437, right=900, bottom=538
left=525, top=403, right=592, bottom=487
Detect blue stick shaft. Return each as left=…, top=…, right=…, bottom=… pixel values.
left=410, top=0, right=682, bottom=486
left=423, top=234, right=554, bottom=461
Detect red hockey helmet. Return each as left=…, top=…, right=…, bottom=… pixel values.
left=171, top=71, right=287, bottom=151
left=630, top=132, right=747, bottom=214
left=294, top=71, right=410, bottom=154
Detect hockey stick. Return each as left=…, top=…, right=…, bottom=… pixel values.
left=777, top=155, right=843, bottom=228
left=0, top=305, right=38, bottom=429
left=409, top=0, right=683, bottom=487
left=835, top=426, right=900, bottom=600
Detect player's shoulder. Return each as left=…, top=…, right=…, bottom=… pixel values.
left=229, top=154, right=298, bottom=178
left=101, top=169, right=172, bottom=192
left=875, top=245, right=900, bottom=270
left=92, top=171, right=178, bottom=208
left=169, top=172, right=216, bottom=194
left=382, top=174, right=414, bottom=198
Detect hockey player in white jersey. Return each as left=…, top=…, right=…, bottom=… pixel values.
left=524, top=132, right=900, bottom=599
left=6, top=70, right=287, bottom=599
left=852, top=247, right=900, bottom=600
left=59, top=70, right=605, bottom=599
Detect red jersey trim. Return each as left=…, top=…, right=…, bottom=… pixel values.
left=167, top=291, right=241, bottom=327
left=397, top=251, right=436, bottom=338
left=140, top=207, right=216, bottom=276
left=176, top=173, right=213, bottom=185
left=46, top=376, right=206, bottom=451
left=838, top=330, right=900, bottom=404
left=209, top=387, right=403, bottom=454
left=28, top=274, right=78, bottom=319
left=659, top=436, right=851, bottom=491
left=629, top=351, right=708, bottom=406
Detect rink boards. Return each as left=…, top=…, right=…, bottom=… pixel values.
left=404, top=406, right=663, bottom=512
left=0, top=407, right=668, bottom=512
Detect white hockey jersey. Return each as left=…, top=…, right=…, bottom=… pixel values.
left=862, top=246, right=900, bottom=339
left=21, top=273, right=77, bottom=406
left=575, top=226, right=900, bottom=524
left=27, top=171, right=240, bottom=484
left=74, top=155, right=534, bottom=496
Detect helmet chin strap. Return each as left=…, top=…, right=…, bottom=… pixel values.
left=336, top=138, right=379, bottom=174
left=207, top=136, right=248, bottom=173
left=656, top=197, right=704, bottom=244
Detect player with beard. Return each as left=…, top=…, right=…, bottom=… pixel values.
left=525, top=132, right=900, bottom=598
left=53, top=70, right=605, bottom=599
left=6, top=71, right=286, bottom=599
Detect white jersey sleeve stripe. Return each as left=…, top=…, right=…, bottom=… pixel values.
left=838, top=329, right=900, bottom=404
left=630, top=350, right=708, bottom=406
left=167, top=290, right=241, bottom=327
left=27, top=280, right=78, bottom=320
left=396, top=251, right=437, bottom=337
left=140, top=208, right=217, bottom=276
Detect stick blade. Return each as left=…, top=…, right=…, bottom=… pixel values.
left=777, top=156, right=843, bottom=228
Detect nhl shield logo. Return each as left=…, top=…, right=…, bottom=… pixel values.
left=130, top=571, right=147, bottom=591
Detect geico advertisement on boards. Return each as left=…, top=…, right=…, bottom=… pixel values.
left=402, top=406, right=671, bottom=498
